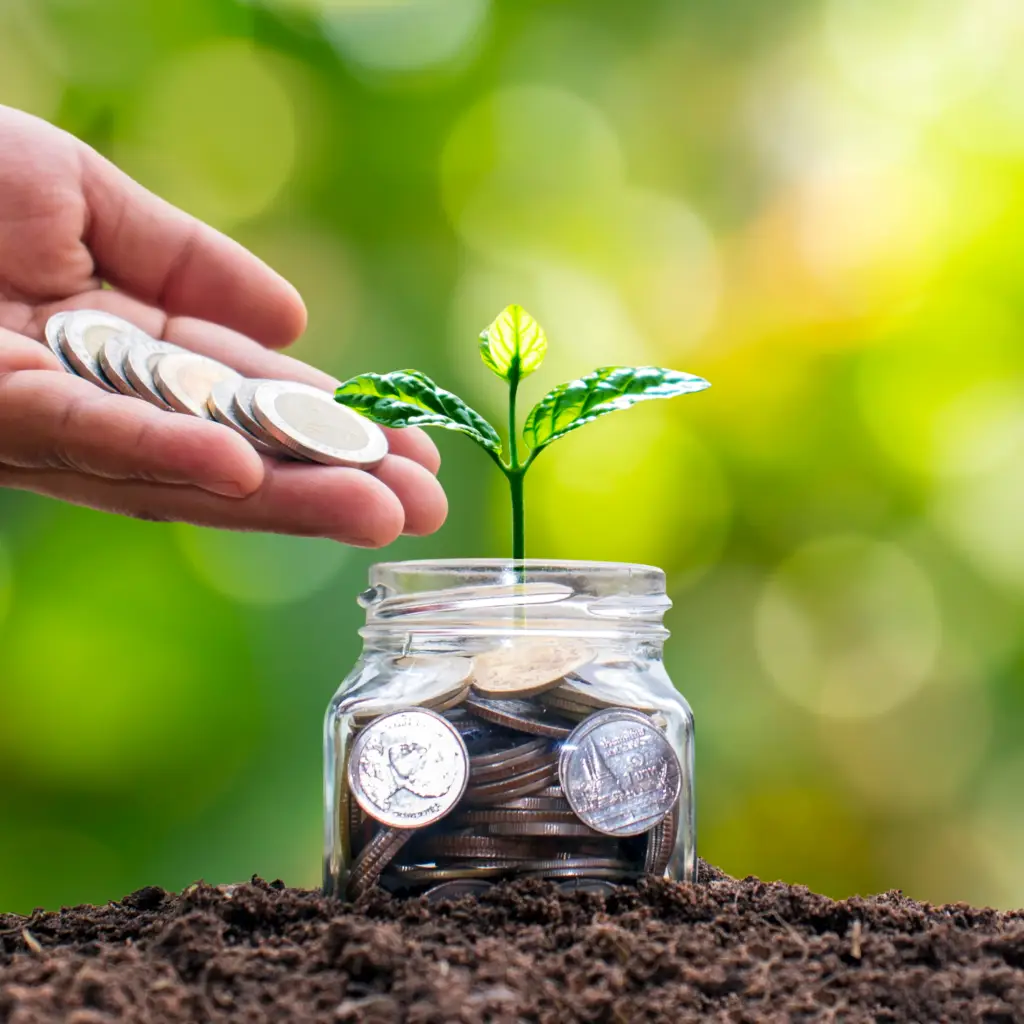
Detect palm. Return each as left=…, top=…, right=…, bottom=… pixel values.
left=0, top=106, right=446, bottom=544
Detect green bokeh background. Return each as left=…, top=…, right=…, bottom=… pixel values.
left=2, top=0, right=1024, bottom=913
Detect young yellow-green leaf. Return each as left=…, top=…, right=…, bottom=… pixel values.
left=523, top=366, right=710, bottom=454
left=479, top=304, right=547, bottom=382
left=336, top=370, right=502, bottom=454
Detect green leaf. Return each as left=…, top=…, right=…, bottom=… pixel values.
left=479, top=304, right=547, bottom=382
left=523, top=366, right=710, bottom=454
left=335, top=370, right=502, bottom=454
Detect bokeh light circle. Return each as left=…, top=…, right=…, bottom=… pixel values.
left=755, top=535, right=941, bottom=718
left=528, top=403, right=730, bottom=579
left=817, top=681, right=990, bottom=812
left=932, top=390, right=1024, bottom=592
left=114, top=40, right=297, bottom=227
left=613, top=189, right=720, bottom=355
left=824, top=0, right=1017, bottom=120
left=441, top=85, right=625, bottom=254
left=320, top=0, right=489, bottom=73
left=174, top=525, right=347, bottom=606
left=856, top=298, right=1018, bottom=476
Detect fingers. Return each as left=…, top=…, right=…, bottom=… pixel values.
left=0, top=327, right=63, bottom=374
left=371, top=455, right=448, bottom=536
left=0, top=458, right=430, bottom=546
left=0, top=370, right=265, bottom=498
left=380, top=427, right=442, bottom=475
left=79, top=147, right=306, bottom=349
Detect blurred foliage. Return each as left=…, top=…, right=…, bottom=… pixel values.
left=1, top=0, right=1024, bottom=913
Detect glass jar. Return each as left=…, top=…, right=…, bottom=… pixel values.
left=323, top=560, right=695, bottom=899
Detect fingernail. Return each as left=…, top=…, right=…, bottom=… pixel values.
left=204, top=479, right=249, bottom=498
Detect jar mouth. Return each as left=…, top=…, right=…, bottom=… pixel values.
left=370, top=559, right=665, bottom=587
left=360, top=559, right=670, bottom=639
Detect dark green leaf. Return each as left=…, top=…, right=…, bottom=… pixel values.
left=523, top=366, right=710, bottom=454
left=336, top=370, right=502, bottom=454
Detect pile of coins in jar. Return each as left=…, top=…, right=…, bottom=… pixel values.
left=40, top=310, right=389, bottom=467
left=342, top=639, right=682, bottom=901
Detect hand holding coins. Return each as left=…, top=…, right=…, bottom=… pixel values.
left=0, top=310, right=447, bottom=543
left=337, top=639, right=684, bottom=900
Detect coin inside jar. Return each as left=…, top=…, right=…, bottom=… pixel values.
left=347, top=827, right=413, bottom=898
left=251, top=380, right=389, bottom=468
left=542, top=670, right=661, bottom=714
left=462, top=694, right=574, bottom=739
left=470, top=639, right=592, bottom=698
left=422, top=879, right=495, bottom=902
left=346, top=656, right=473, bottom=724
left=469, top=737, right=552, bottom=781
left=560, top=709, right=682, bottom=837
left=347, top=708, right=469, bottom=829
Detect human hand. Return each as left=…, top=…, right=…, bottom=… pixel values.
left=0, top=106, right=446, bottom=545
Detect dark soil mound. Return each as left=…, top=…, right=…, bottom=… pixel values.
left=1, top=864, right=1022, bottom=1023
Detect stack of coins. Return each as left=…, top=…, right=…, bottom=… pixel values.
left=342, top=640, right=683, bottom=900
left=41, top=310, right=388, bottom=468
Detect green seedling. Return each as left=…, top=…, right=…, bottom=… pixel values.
left=335, top=305, right=710, bottom=560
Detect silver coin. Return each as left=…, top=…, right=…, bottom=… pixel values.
left=61, top=310, right=137, bottom=392
left=557, top=707, right=661, bottom=782
left=644, top=802, right=678, bottom=877
left=344, top=656, right=473, bottom=724
left=516, top=857, right=634, bottom=874
left=470, top=639, right=592, bottom=699
left=557, top=879, right=621, bottom=896
left=347, top=826, right=412, bottom=899
left=471, top=735, right=551, bottom=771
left=452, top=807, right=579, bottom=826
left=462, top=695, right=573, bottom=740
left=98, top=334, right=156, bottom=399
left=347, top=708, right=469, bottom=829
left=124, top=340, right=185, bottom=409
left=153, top=351, right=241, bottom=418
left=442, top=709, right=518, bottom=754
left=423, top=879, right=495, bottom=902
left=251, top=380, right=389, bottom=468
left=560, top=709, right=681, bottom=837
left=524, top=867, right=639, bottom=882
left=463, top=757, right=560, bottom=801
left=557, top=876, right=618, bottom=892
left=232, top=379, right=292, bottom=449
left=388, top=862, right=521, bottom=884
left=42, top=313, right=77, bottom=373
left=550, top=665, right=661, bottom=713
left=487, top=821, right=600, bottom=838
left=206, top=378, right=286, bottom=457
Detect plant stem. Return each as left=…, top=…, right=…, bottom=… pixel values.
left=509, top=468, right=525, bottom=561
left=506, top=363, right=524, bottom=562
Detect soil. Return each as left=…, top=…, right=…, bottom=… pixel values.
left=1, top=863, right=1022, bottom=1023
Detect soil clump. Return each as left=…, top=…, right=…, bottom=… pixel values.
left=1, top=862, right=1022, bottom=1022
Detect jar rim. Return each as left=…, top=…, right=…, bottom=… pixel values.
left=361, top=560, right=670, bottom=638
left=371, top=558, right=664, bottom=577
